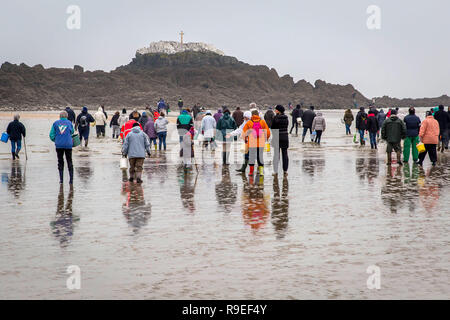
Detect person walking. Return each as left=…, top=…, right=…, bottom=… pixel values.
left=290, top=104, right=303, bottom=136
left=181, top=126, right=196, bottom=170
left=176, top=109, right=194, bottom=146
left=216, top=108, right=237, bottom=165
left=366, top=110, right=380, bottom=149
left=232, top=107, right=244, bottom=127
left=192, top=104, right=201, bottom=120
left=143, top=116, right=158, bottom=151
left=355, top=107, right=368, bottom=145
left=271, top=105, right=289, bottom=175
left=129, top=110, right=141, bottom=121
left=311, top=112, right=326, bottom=145
left=94, top=107, right=107, bottom=138
left=242, top=109, right=271, bottom=176
left=65, top=106, right=76, bottom=124
left=418, top=111, right=440, bottom=166
left=433, top=104, right=450, bottom=153
left=301, top=106, right=316, bottom=142
left=381, top=109, right=406, bottom=165
left=343, top=109, right=354, bottom=135
left=118, top=109, right=128, bottom=129
left=75, top=106, right=95, bottom=147
left=213, top=109, right=223, bottom=123
left=110, top=111, right=121, bottom=139
left=154, top=112, right=169, bottom=151
left=122, top=123, right=151, bottom=184
left=376, top=109, right=387, bottom=140
left=178, top=98, right=184, bottom=114
left=403, top=107, right=421, bottom=163
left=120, top=118, right=142, bottom=141
left=264, top=106, right=275, bottom=128
left=138, top=111, right=150, bottom=128
left=6, top=114, right=26, bottom=160
left=228, top=111, right=252, bottom=173
left=157, top=98, right=167, bottom=114
left=201, top=110, right=217, bottom=150
left=49, top=111, right=74, bottom=184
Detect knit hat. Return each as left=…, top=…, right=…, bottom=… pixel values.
left=275, top=105, right=285, bottom=113
left=243, top=111, right=252, bottom=119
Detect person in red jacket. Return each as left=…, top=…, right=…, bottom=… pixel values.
left=120, top=119, right=142, bottom=141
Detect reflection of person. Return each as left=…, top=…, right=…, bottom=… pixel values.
left=418, top=166, right=440, bottom=213
left=215, top=167, right=237, bottom=213
left=271, top=175, right=289, bottom=239
left=177, top=166, right=196, bottom=213
left=381, top=165, right=404, bottom=214
left=51, top=185, right=75, bottom=247
left=241, top=174, right=269, bottom=230
left=122, top=182, right=151, bottom=234
left=7, top=163, right=25, bottom=198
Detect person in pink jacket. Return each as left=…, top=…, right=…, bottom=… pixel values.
left=418, top=111, right=440, bottom=166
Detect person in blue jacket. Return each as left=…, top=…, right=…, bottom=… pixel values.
left=50, top=111, right=74, bottom=184
left=6, top=114, right=26, bottom=160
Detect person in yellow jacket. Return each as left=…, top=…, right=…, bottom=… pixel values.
left=242, top=109, right=271, bottom=176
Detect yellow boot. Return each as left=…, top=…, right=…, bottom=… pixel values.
left=258, top=166, right=264, bottom=176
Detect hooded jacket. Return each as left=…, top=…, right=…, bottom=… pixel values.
left=50, top=118, right=74, bottom=149
left=143, top=119, right=157, bottom=139
left=176, top=111, right=194, bottom=135
left=216, top=112, right=237, bottom=141
left=433, top=109, right=450, bottom=133
left=377, top=110, right=386, bottom=128
left=154, top=116, right=169, bottom=133
left=232, top=109, right=244, bottom=127
left=120, top=119, right=142, bottom=140
left=94, top=107, right=107, bottom=126
left=139, top=113, right=150, bottom=128
left=355, top=110, right=368, bottom=130
left=312, top=112, right=326, bottom=132
left=343, top=109, right=354, bottom=125
left=110, top=113, right=120, bottom=127
left=118, top=113, right=128, bottom=128
left=213, top=110, right=223, bottom=123
left=242, top=115, right=271, bottom=148
left=419, top=116, right=440, bottom=144
left=381, top=115, right=406, bottom=143
left=122, top=126, right=151, bottom=159
left=201, top=114, right=216, bottom=138
left=366, top=113, right=379, bottom=133
left=301, top=109, right=316, bottom=128
left=75, top=108, right=95, bottom=131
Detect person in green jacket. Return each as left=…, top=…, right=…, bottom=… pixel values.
left=216, top=108, right=237, bottom=165
left=176, top=109, right=194, bottom=147
left=381, top=109, right=407, bottom=165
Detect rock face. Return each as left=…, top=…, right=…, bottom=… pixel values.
left=137, top=41, right=225, bottom=56
left=0, top=44, right=448, bottom=110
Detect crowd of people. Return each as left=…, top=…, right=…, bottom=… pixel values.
left=3, top=99, right=449, bottom=186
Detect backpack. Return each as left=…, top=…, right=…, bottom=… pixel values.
left=251, top=120, right=263, bottom=138
left=79, top=115, right=88, bottom=128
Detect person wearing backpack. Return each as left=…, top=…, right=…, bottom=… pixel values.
left=49, top=111, right=74, bottom=184
left=110, top=111, right=121, bottom=139
left=75, top=106, right=95, bottom=147
left=366, top=110, right=380, bottom=149
left=242, top=109, right=271, bottom=176
left=355, top=107, right=368, bottom=145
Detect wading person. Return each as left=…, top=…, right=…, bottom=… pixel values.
left=120, top=118, right=142, bottom=141
left=366, top=110, right=379, bottom=149
left=311, top=112, right=326, bottom=145
left=138, top=111, right=150, bottom=128
left=65, top=106, right=76, bottom=124
left=75, top=106, right=95, bottom=147
left=178, top=97, right=184, bottom=114
left=214, top=109, right=223, bottom=123
left=181, top=126, right=195, bottom=170
left=6, top=114, right=26, bottom=160
left=301, top=106, right=316, bottom=142
left=433, top=104, right=450, bottom=153
left=381, top=109, right=406, bottom=165
left=355, top=107, right=368, bottom=145
left=403, top=107, right=421, bottom=163
left=177, top=109, right=194, bottom=147
left=271, top=105, right=289, bottom=176
left=242, top=109, right=271, bottom=176
left=143, top=116, right=158, bottom=151
left=94, top=107, right=107, bottom=138
left=110, top=111, right=121, bottom=139
left=227, top=111, right=252, bottom=173
left=376, top=109, right=386, bottom=140
left=50, top=111, right=74, bottom=184
left=201, top=110, right=216, bottom=150
left=216, top=108, right=237, bottom=165
left=154, top=112, right=169, bottom=151
left=343, top=108, right=354, bottom=135
left=118, top=109, right=128, bottom=129
left=232, top=107, right=244, bottom=128
left=122, top=122, right=151, bottom=184
left=418, top=111, right=440, bottom=167
left=290, top=104, right=303, bottom=136
left=129, top=110, right=141, bottom=121
left=264, top=106, right=275, bottom=128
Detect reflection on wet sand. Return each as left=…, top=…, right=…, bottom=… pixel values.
left=419, top=166, right=441, bottom=214
left=271, top=175, right=289, bottom=239
left=177, top=166, right=197, bottom=213
left=121, top=182, right=151, bottom=234
left=7, top=163, right=25, bottom=199
left=76, top=160, right=92, bottom=185
left=355, top=156, right=380, bottom=184
left=215, top=167, right=237, bottom=213
left=381, top=165, right=407, bottom=214
left=50, top=185, right=77, bottom=248
left=302, top=158, right=325, bottom=177
left=241, top=174, right=269, bottom=230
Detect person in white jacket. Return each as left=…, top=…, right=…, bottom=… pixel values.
left=226, top=111, right=252, bottom=173
left=94, top=107, right=107, bottom=137
left=201, top=110, right=217, bottom=150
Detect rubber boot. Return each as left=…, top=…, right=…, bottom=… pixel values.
left=69, top=169, right=74, bottom=185
left=136, top=172, right=143, bottom=184
left=12, top=152, right=15, bottom=160
left=15, top=150, right=20, bottom=159
left=59, top=170, right=64, bottom=184
left=396, top=151, right=403, bottom=166
left=236, top=159, right=248, bottom=173
left=387, top=153, right=392, bottom=165
left=258, top=166, right=264, bottom=176
left=302, top=135, right=305, bottom=143
left=249, top=165, right=255, bottom=176
left=154, top=144, right=157, bottom=151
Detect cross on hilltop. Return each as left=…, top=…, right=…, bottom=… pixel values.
left=179, top=31, right=184, bottom=45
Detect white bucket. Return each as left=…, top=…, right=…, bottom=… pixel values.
left=120, top=157, right=128, bottom=170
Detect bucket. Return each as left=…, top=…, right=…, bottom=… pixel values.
left=416, top=142, right=426, bottom=154
left=72, top=133, right=81, bottom=147
left=1, top=132, right=9, bottom=143
left=120, top=157, right=128, bottom=170
left=264, top=142, right=271, bottom=152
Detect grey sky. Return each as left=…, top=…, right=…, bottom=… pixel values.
left=0, top=0, right=448, bottom=99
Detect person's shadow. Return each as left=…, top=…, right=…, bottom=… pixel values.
left=50, top=185, right=77, bottom=248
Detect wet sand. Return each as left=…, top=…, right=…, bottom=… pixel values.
left=0, top=109, right=449, bottom=299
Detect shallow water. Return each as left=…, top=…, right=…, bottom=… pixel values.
left=0, top=109, right=449, bottom=299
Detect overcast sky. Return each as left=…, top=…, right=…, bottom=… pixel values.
left=1, top=0, right=448, bottom=99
